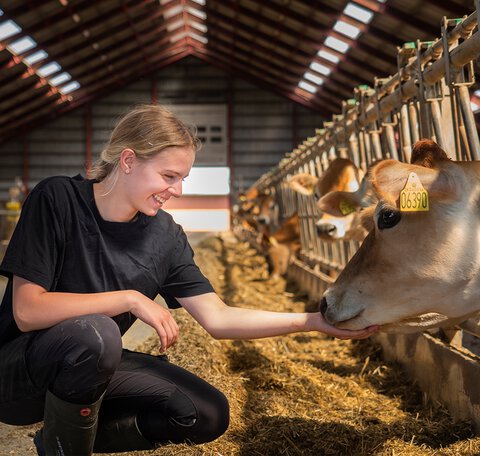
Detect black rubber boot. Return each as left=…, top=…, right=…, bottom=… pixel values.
left=93, top=412, right=155, bottom=453
left=34, top=390, right=103, bottom=456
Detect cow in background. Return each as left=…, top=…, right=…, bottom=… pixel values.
left=248, top=188, right=300, bottom=280
left=288, top=158, right=368, bottom=242
left=259, top=213, right=301, bottom=280
left=232, top=186, right=277, bottom=233
left=232, top=185, right=298, bottom=280
left=320, top=139, right=480, bottom=333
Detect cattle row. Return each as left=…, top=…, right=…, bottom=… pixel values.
left=233, top=7, right=480, bottom=339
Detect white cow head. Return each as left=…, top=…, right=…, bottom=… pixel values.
left=320, top=140, right=480, bottom=332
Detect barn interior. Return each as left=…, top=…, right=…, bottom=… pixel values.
left=1, top=1, right=480, bottom=455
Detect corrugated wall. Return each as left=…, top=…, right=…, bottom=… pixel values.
left=0, top=56, right=325, bottom=201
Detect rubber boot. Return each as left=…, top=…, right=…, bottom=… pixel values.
left=93, top=412, right=155, bottom=453
left=34, top=390, right=103, bottom=456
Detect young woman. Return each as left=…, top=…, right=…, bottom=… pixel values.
left=0, top=104, right=378, bottom=455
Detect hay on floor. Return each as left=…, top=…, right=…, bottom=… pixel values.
left=130, top=234, right=480, bottom=456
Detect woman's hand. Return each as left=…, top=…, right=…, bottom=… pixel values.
left=307, top=312, right=379, bottom=340
left=129, top=291, right=179, bottom=352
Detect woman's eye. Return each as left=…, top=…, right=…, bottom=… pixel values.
left=377, top=209, right=401, bottom=230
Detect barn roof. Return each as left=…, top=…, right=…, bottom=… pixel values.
left=0, top=0, right=476, bottom=142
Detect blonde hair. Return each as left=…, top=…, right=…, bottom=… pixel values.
left=90, top=104, right=201, bottom=181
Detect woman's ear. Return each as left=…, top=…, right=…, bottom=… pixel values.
left=120, top=148, right=136, bottom=174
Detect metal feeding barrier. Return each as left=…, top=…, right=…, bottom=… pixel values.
left=233, top=5, right=480, bottom=432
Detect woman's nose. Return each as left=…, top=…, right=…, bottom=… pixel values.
left=169, top=182, right=182, bottom=197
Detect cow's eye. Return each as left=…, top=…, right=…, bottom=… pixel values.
left=378, top=209, right=401, bottom=230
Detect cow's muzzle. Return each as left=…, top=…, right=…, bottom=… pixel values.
left=316, top=223, right=336, bottom=237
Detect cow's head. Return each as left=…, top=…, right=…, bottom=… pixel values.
left=320, top=140, right=480, bottom=332
left=236, top=187, right=280, bottom=231
left=255, top=190, right=279, bottom=228
left=288, top=158, right=365, bottom=240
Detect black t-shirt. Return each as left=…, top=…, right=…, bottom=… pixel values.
left=0, top=175, right=214, bottom=346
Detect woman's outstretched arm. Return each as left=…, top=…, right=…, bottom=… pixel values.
left=178, top=292, right=378, bottom=340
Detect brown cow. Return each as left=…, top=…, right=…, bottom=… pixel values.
left=260, top=213, right=301, bottom=280
left=288, top=158, right=367, bottom=241
left=320, top=139, right=480, bottom=332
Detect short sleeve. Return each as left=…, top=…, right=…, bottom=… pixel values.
left=0, top=187, right=63, bottom=290
left=158, top=226, right=214, bottom=308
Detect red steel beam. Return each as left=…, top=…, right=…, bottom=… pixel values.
left=0, top=46, right=190, bottom=142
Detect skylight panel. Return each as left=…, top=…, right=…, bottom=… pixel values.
left=60, top=81, right=80, bottom=94
left=170, top=31, right=187, bottom=43
left=8, top=36, right=36, bottom=55
left=325, top=36, right=349, bottom=53
left=191, top=0, right=206, bottom=5
left=333, top=20, right=361, bottom=39
left=471, top=101, right=480, bottom=113
left=309, top=61, right=331, bottom=76
left=317, top=50, right=339, bottom=64
left=23, top=49, right=48, bottom=65
left=304, top=72, right=323, bottom=85
left=190, top=21, right=207, bottom=33
left=166, top=18, right=183, bottom=32
left=0, top=19, right=21, bottom=40
left=0, top=9, right=4, bottom=16
left=187, top=6, right=206, bottom=20
left=344, top=3, right=374, bottom=24
left=474, top=89, right=480, bottom=97
left=189, top=32, right=208, bottom=44
left=164, top=4, right=182, bottom=19
left=298, top=81, right=317, bottom=94
left=49, top=72, right=72, bottom=86
left=37, top=61, right=61, bottom=77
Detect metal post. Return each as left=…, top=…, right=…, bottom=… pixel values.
left=399, top=104, right=412, bottom=162
left=457, top=85, right=480, bottom=159
left=408, top=101, right=420, bottom=144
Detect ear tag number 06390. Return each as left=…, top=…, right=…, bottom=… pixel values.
left=400, top=172, right=429, bottom=212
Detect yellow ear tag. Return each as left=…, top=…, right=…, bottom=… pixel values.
left=339, top=200, right=356, bottom=215
left=400, top=172, right=429, bottom=212
left=269, top=236, right=279, bottom=246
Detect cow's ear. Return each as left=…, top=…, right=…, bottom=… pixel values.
left=318, top=191, right=360, bottom=216
left=287, top=173, right=319, bottom=196
left=245, top=187, right=259, bottom=200
left=410, top=139, right=451, bottom=168
left=371, top=159, right=459, bottom=203
left=318, top=176, right=374, bottom=216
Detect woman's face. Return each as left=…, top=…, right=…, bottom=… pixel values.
left=123, top=146, right=195, bottom=217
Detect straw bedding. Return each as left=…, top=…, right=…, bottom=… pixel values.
left=128, top=234, right=480, bottom=456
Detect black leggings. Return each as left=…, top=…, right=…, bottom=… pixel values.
left=0, top=314, right=229, bottom=445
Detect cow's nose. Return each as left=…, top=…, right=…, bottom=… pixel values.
left=258, top=216, right=269, bottom=225
left=317, top=223, right=336, bottom=236
left=320, top=296, right=328, bottom=316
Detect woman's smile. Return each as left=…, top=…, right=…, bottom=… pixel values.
left=152, top=194, right=167, bottom=207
